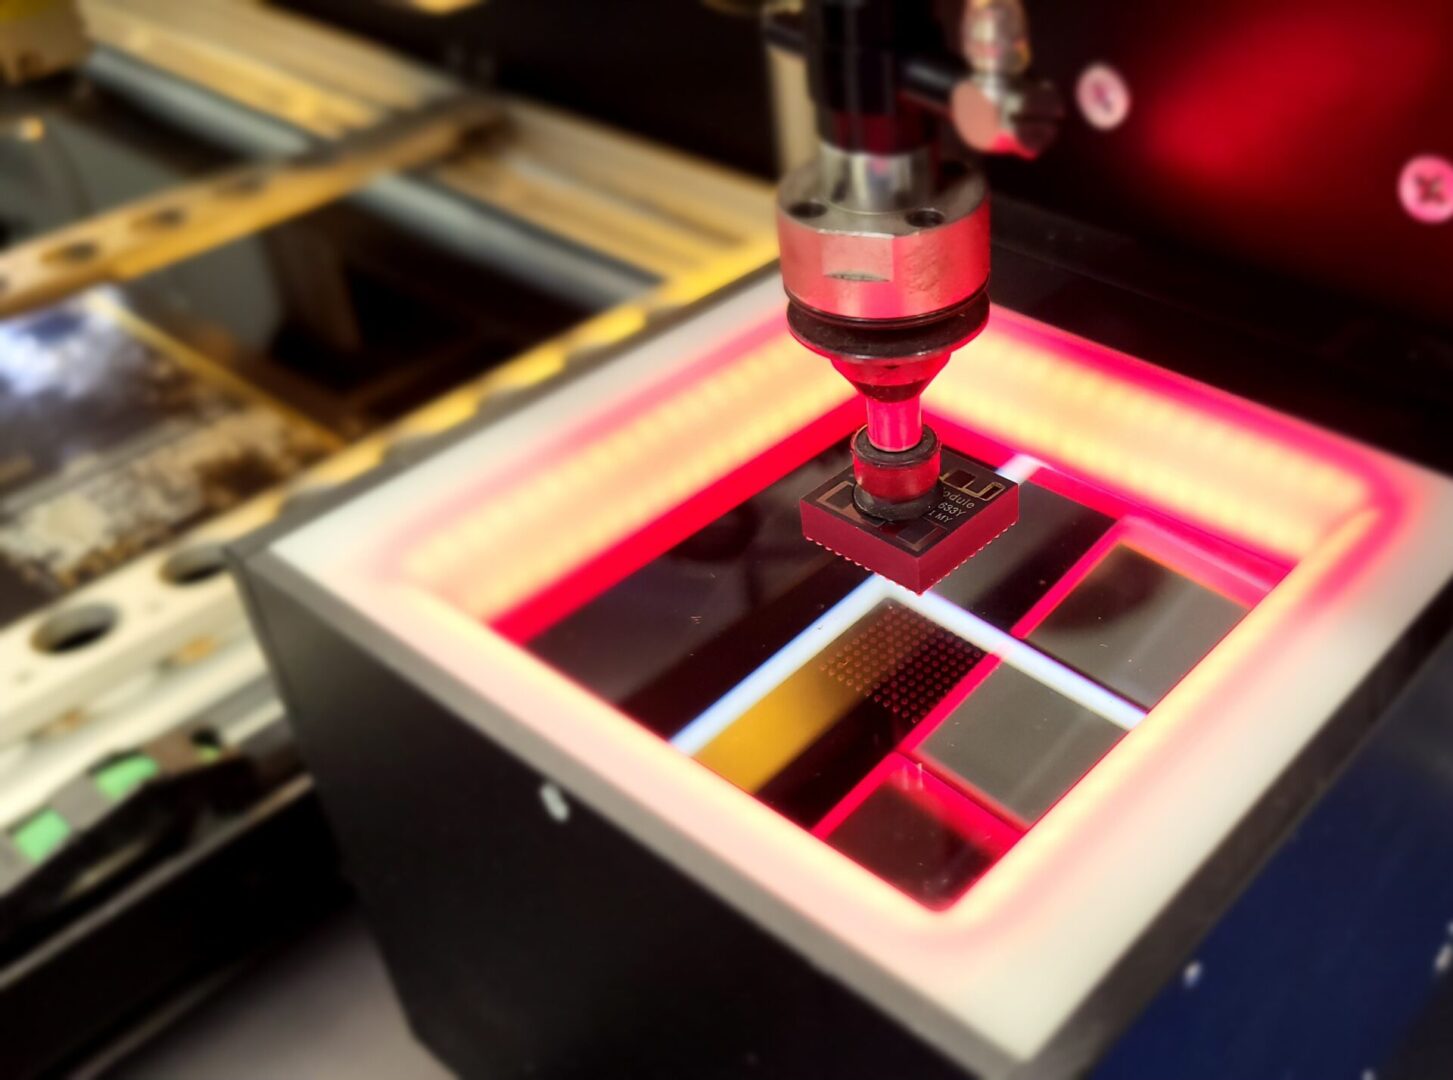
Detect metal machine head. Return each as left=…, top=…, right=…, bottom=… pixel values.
left=769, top=0, right=1058, bottom=584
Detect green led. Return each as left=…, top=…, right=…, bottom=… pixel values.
left=192, top=732, right=224, bottom=764
left=12, top=809, right=70, bottom=863
left=94, top=754, right=160, bottom=800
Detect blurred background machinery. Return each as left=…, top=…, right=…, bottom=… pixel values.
left=0, top=2, right=773, bottom=1074
left=0, top=0, right=87, bottom=85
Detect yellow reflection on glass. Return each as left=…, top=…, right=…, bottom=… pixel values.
left=694, top=669, right=861, bottom=793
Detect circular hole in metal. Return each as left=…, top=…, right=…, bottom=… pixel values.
left=134, top=205, right=188, bottom=233
left=192, top=728, right=225, bottom=760
left=216, top=173, right=269, bottom=199
left=32, top=603, right=119, bottom=655
left=160, top=543, right=228, bottom=586
left=905, top=209, right=945, bottom=228
left=44, top=240, right=100, bottom=267
left=788, top=200, right=828, bottom=220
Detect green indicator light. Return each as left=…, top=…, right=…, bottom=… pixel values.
left=94, top=754, right=160, bottom=800
left=192, top=732, right=224, bottom=764
left=13, top=809, right=70, bottom=863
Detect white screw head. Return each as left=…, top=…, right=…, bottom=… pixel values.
left=1399, top=155, right=1453, bottom=225
left=539, top=782, right=570, bottom=824
left=1077, top=63, right=1131, bottom=132
left=1181, top=960, right=1204, bottom=989
left=1434, top=941, right=1453, bottom=976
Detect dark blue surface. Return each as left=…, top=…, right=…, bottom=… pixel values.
left=1097, top=631, right=1453, bottom=1080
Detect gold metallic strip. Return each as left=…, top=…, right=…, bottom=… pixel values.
left=0, top=95, right=498, bottom=321
left=694, top=666, right=863, bottom=794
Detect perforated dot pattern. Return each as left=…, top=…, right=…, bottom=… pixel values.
left=819, top=602, right=983, bottom=723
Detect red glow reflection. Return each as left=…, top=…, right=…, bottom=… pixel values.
left=372, top=293, right=1425, bottom=933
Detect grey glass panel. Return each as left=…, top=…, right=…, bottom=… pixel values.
left=1026, top=545, right=1247, bottom=708
left=824, top=784, right=995, bottom=909
left=934, top=480, right=1113, bottom=629
left=916, top=666, right=1123, bottom=823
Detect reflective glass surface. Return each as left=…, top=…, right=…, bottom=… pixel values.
left=915, top=665, right=1123, bottom=825
left=521, top=430, right=1275, bottom=908
left=1026, top=544, right=1249, bottom=708
left=822, top=756, right=1019, bottom=910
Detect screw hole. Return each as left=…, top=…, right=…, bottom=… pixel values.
left=44, top=240, right=100, bottom=267
left=539, top=782, right=571, bottom=823
left=191, top=728, right=226, bottom=762
left=905, top=209, right=945, bottom=228
left=160, top=544, right=228, bottom=586
left=134, top=206, right=188, bottom=232
left=788, top=200, right=827, bottom=220
left=216, top=173, right=268, bottom=199
left=32, top=603, right=119, bottom=655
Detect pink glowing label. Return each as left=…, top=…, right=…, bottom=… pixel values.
left=1399, top=154, right=1453, bottom=225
